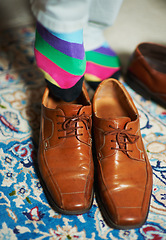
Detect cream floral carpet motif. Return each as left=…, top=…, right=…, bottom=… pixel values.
left=0, top=25, right=166, bottom=239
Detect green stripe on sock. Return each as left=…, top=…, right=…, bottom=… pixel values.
left=86, top=51, right=120, bottom=68
left=35, top=31, right=86, bottom=76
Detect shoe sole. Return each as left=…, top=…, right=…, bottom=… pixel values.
left=37, top=164, right=94, bottom=215
left=126, top=71, right=166, bottom=108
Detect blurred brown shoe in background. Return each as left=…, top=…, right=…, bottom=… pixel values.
left=126, top=42, right=166, bottom=108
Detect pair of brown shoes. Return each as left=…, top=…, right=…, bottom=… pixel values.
left=38, top=78, right=152, bottom=229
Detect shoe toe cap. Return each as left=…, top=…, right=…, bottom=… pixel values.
left=114, top=207, right=146, bottom=228
left=61, top=191, right=93, bottom=213
left=43, top=172, right=93, bottom=214
left=99, top=186, right=150, bottom=229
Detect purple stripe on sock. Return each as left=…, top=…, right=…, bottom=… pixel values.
left=36, top=22, right=85, bottom=60
left=94, top=46, right=117, bottom=56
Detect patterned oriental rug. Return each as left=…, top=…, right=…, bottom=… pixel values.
left=0, top=25, right=166, bottom=240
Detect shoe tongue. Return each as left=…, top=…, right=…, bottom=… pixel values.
left=57, top=103, right=83, bottom=116
left=108, top=116, right=131, bottom=129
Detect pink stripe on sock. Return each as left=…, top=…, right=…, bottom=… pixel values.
left=35, top=48, right=83, bottom=89
left=85, top=61, right=120, bottom=80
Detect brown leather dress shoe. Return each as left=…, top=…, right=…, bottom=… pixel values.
left=92, top=78, right=152, bottom=229
left=38, top=83, right=94, bottom=214
left=126, top=42, right=166, bottom=107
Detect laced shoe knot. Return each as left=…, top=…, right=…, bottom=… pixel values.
left=57, top=112, right=91, bottom=139
left=104, top=125, right=139, bottom=156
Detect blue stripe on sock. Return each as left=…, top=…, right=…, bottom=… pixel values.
left=49, top=29, right=83, bottom=44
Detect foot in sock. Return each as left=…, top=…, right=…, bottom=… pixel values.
left=34, top=22, right=86, bottom=102
left=84, top=42, right=121, bottom=89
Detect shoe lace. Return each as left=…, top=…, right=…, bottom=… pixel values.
left=57, top=112, right=91, bottom=139
left=104, top=125, right=139, bottom=154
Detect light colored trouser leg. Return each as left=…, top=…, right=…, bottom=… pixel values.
left=89, top=0, right=123, bottom=28
left=84, top=0, right=123, bottom=51
left=30, top=0, right=91, bottom=33
left=31, top=0, right=123, bottom=49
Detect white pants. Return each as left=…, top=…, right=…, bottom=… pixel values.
left=31, top=0, right=123, bottom=50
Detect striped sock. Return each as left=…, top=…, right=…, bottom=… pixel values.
left=84, top=42, right=121, bottom=89
left=34, top=22, right=86, bottom=102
